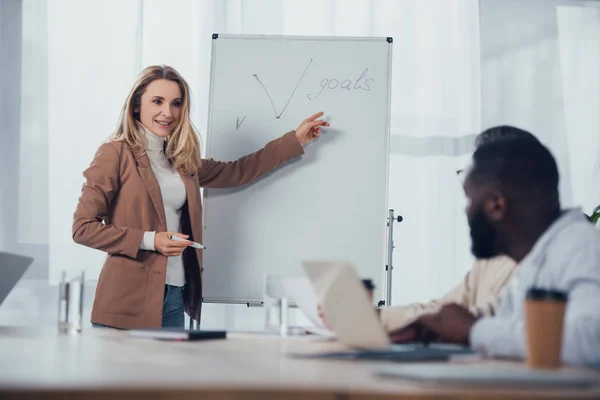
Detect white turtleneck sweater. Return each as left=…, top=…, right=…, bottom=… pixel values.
left=138, top=128, right=187, bottom=287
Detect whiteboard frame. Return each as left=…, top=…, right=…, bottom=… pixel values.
left=202, top=34, right=393, bottom=306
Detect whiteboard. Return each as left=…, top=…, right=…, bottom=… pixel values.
left=203, top=34, right=392, bottom=303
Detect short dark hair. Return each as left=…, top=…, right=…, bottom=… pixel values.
left=475, top=126, right=540, bottom=148
left=469, top=138, right=560, bottom=209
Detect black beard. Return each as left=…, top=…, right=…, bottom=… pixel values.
left=469, top=206, right=498, bottom=259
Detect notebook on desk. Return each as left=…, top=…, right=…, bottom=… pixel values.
left=300, top=261, right=474, bottom=361
left=128, top=329, right=227, bottom=341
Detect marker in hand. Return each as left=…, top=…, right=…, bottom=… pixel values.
left=169, top=235, right=206, bottom=250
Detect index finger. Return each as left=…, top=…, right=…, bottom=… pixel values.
left=305, top=111, right=324, bottom=122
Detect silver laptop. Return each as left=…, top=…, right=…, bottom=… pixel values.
left=301, top=260, right=473, bottom=360
left=0, top=252, right=34, bottom=306
left=302, top=260, right=390, bottom=348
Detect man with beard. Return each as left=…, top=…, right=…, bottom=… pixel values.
left=379, top=126, right=537, bottom=333
left=391, top=136, right=600, bottom=367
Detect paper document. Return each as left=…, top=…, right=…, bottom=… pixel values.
left=283, top=277, right=335, bottom=338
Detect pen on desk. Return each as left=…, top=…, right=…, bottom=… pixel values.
left=169, top=235, right=207, bottom=250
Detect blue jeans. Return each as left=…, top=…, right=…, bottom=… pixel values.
left=93, top=285, right=185, bottom=329
left=161, top=285, right=185, bottom=328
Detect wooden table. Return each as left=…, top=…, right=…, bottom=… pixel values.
left=0, top=326, right=598, bottom=399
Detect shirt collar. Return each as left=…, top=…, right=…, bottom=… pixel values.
left=142, top=125, right=166, bottom=152
left=521, top=207, right=586, bottom=265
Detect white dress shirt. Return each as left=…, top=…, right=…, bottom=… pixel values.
left=138, top=128, right=187, bottom=287
left=470, top=208, right=600, bottom=367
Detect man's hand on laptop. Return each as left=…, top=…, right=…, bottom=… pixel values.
left=317, top=304, right=382, bottom=332
left=389, top=304, right=477, bottom=346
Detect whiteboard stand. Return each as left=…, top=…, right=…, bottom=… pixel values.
left=383, top=209, right=403, bottom=307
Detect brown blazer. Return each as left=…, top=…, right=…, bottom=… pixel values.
left=73, top=131, right=303, bottom=329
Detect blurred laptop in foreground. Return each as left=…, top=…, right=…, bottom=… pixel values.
left=0, top=252, right=34, bottom=307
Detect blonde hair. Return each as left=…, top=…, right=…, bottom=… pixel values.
left=111, top=65, right=201, bottom=175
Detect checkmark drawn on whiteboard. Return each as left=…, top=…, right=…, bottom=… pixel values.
left=253, top=58, right=313, bottom=119
left=236, top=116, right=246, bottom=130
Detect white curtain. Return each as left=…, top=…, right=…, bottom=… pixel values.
left=14, top=0, right=600, bottom=329
left=382, top=0, right=480, bottom=304
left=480, top=0, right=600, bottom=216
left=556, top=4, right=600, bottom=215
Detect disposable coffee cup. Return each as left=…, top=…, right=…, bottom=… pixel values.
left=525, top=287, right=568, bottom=369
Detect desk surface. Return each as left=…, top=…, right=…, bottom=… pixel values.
left=0, top=326, right=599, bottom=400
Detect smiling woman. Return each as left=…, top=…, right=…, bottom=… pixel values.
left=71, top=65, right=330, bottom=330
left=110, top=67, right=201, bottom=176
left=143, top=89, right=183, bottom=134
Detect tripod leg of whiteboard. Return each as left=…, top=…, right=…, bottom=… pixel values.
left=386, top=209, right=395, bottom=306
